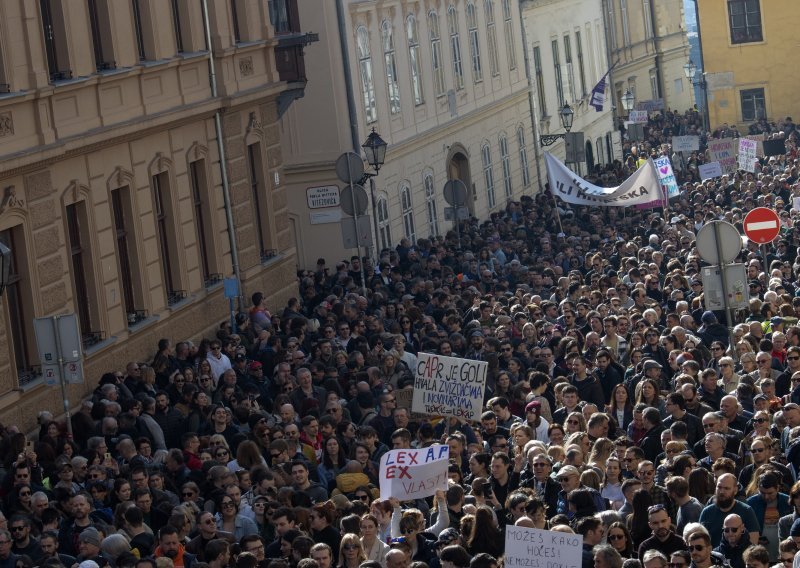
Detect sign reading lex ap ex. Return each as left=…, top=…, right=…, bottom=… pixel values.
left=379, top=445, right=449, bottom=500
left=411, top=353, right=488, bottom=420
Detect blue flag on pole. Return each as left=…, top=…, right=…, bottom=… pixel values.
left=589, top=75, right=606, bottom=112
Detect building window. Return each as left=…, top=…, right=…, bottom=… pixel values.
left=466, top=3, right=482, bottom=82
left=448, top=6, right=464, bottom=90
left=428, top=11, right=445, bottom=96
left=189, top=160, right=219, bottom=287
left=231, top=0, right=248, bottom=43
left=596, top=137, right=605, bottom=166
left=517, top=127, right=530, bottom=188
left=500, top=135, right=512, bottom=198
left=643, top=0, right=653, bottom=38
left=132, top=0, right=148, bottom=61
left=533, top=46, right=546, bottom=117
left=484, top=1, right=499, bottom=76
left=269, top=0, right=291, bottom=34
left=0, top=227, right=37, bottom=385
left=740, top=87, right=766, bottom=121
left=620, top=0, right=630, bottom=46
left=110, top=186, right=141, bottom=323
left=152, top=173, right=183, bottom=304
left=575, top=31, right=587, bottom=97
left=356, top=26, right=377, bottom=123
left=170, top=0, right=185, bottom=53
left=400, top=184, right=416, bottom=243
left=563, top=35, right=575, bottom=102
left=66, top=202, right=101, bottom=347
left=729, top=0, right=762, bottom=44
left=88, top=0, right=116, bottom=70
left=377, top=194, right=392, bottom=249
left=424, top=173, right=439, bottom=236
left=247, top=143, right=275, bottom=261
left=502, top=0, right=516, bottom=70
left=649, top=68, right=659, bottom=99
left=552, top=39, right=564, bottom=105
left=406, top=15, right=424, bottom=105
left=382, top=21, right=401, bottom=115
left=482, top=143, right=495, bottom=209
left=40, top=0, right=72, bottom=80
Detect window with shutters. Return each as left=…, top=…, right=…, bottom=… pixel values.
left=533, top=46, right=546, bottom=117
left=552, top=39, right=564, bottom=105
left=400, top=184, right=416, bottom=243
left=382, top=21, right=401, bottom=114
left=484, top=1, right=499, bottom=76
left=66, top=201, right=102, bottom=348
left=429, top=11, right=445, bottom=96
left=563, top=35, right=575, bottom=102
left=448, top=6, right=464, bottom=90
left=728, top=0, right=762, bottom=44
left=406, top=15, right=424, bottom=105
left=482, top=143, right=496, bottom=209
left=356, top=26, right=377, bottom=123
left=377, top=194, right=392, bottom=249
left=466, top=3, right=482, bottom=82
left=575, top=31, right=587, bottom=97
left=424, top=173, right=439, bottom=237
left=500, top=135, right=512, bottom=198
left=502, top=0, right=515, bottom=70
left=517, top=127, right=530, bottom=188
left=40, top=0, right=72, bottom=80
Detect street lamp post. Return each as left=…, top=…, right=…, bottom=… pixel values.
left=360, top=128, right=388, bottom=262
left=683, top=60, right=709, bottom=133
left=621, top=89, right=635, bottom=118
left=540, top=103, right=575, bottom=146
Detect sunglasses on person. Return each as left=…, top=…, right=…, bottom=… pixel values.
left=607, top=533, right=625, bottom=542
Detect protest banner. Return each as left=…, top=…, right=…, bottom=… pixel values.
left=738, top=138, right=758, bottom=173
left=672, top=135, right=700, bottom=152
left=744, top=134, right=765, bottom=156
left=505, top=525, right=583, bottom=568
left=545, top=152, right=663, bottom=208
left=629, top=110, right=648, bottom=124
left=655, top=156, right=680, bottom=200
left=412, top=353, right=488, bottom=420
left=699, top=161, right=723, bottom=180
left=708, top=138, right=737, bottom=175
left=379, top=445, right=449, bottom=500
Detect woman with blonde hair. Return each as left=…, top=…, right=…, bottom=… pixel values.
left=564, top=412, right=586, bottom=435
left=587, top=438, right=614, bottom=475
left=338, top=533, right=367, bottom=568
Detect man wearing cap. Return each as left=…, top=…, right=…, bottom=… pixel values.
left=698, top=312, right=729, bottom=348
left=626, top=360, right=663, bottom=398
left=464, top=330, right=486, bottom=361
left=76, top=527, right=106, bottom=567
left=555, top=465, right=605, bottom=519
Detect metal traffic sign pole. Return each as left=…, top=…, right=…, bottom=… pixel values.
left=443, top=179, right=468, bottom=250
left=743, top=207, right=781, bottom=282
left=336, top=152, right=369, bottom=295
left=696, top=220, right=742, bottom=359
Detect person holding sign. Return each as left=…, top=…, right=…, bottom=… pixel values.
left=388, top=492, right=449, bottom=565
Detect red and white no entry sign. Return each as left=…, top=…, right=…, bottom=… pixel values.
left=743, top=207, right=781, bottom=244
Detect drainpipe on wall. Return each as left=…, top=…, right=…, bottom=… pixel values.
left=601, top=0, right=619, bottom=160
left=201, top=0, right=243, bottom=311
left=692, top=0, right=711, bottom=132
left=519, top=6, right=544, bottom=192
left=648, top=0, right=666, bottom=108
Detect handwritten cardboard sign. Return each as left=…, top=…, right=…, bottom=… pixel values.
left=411, top=353, right=488, bottom=420
left=708, top=138, right=737, bottom=175
left=672, top=135, right=699, bottom=152
left=629, top=110, right=648, bottom=124
left=505, top=525, right=583, bottom=568
left=738, top=138, right=758, bottom=173
left=699, top=161, right=723, bottom=180
left=379, top=445, right=449, bottom=500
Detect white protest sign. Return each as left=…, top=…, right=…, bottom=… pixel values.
left=505, top=525, right=583, bottom=568
left=738, top=138, right=758, bottom=173
left=672, top=135, right=700, bottom=152
left=412, top=353, right=488, bottom=420
left=655, top=156, right=680, bottom=200
left=708, top=138, right=738, bottom=175
left=379, top=445, right=449, bottom=500
left=629, top=110, right=648, bottom=124
left=699, top=161, right=723, bottom=180
left=794, top=197, right=800, bottom=212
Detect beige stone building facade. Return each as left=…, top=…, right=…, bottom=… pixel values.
left=603, top=0, right=693, bottom=116
left=281, top=0, right=536, bottom=269
left=0, top=0, right=308, bottom=430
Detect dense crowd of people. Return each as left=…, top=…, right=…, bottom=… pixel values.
left=5, top=112, right=800, bottom=568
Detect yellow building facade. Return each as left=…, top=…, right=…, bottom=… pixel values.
left=0, top=0, right=307, bottom=430
left=697, top=0, right=797, bottom=129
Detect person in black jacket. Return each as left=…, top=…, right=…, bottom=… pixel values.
left=662, top=392, right=705, bottom=446
left=568, top=355, right=606, bottom=409
left=640, top=408, right=666, bottom=464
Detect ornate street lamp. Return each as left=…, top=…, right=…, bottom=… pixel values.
left=541, top=103, right=575, bottom=146
left=361, top=128, right=388, bottom=177
left=621, top=90, right=635, bottom=114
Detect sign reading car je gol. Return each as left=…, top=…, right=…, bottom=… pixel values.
left=743, top=207, right=781, bottom=244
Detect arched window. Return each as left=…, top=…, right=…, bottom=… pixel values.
left=424, top=173, right=439, bottom=236
left=482, top=143, right=495, bottom=209
left=500, top=134, right=512, bottom=198
left=517, top=127, right=530, bottom=187
left=466, top=3, right=482, bottom=82
left=484, top=0, right=499, bottom=76
left=447, top=6, right=464, bottom=90
left=356, top=26, right=377, bottom=123
left=400, top=183, right=416, bottom=243
left=428, top=11, right=445, bottom=96
left=502, top=0, right=516, bottom=70
left=406, top=15, right=424, bottom=105
left=382, top=20, right=401, bottom=115
left=377, top=194, right=392, bottom=249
